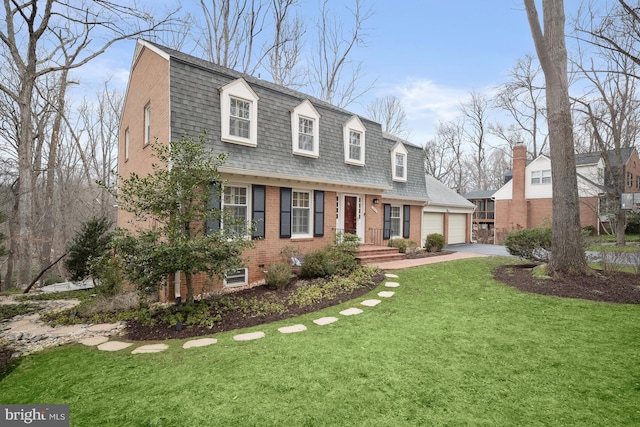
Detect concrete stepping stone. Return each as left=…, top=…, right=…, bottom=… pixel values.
left=183, top=338, right=217, bottom=349
left=278, top=324, right=307, bottom=334
left=385, top=273, right=399, bottom=278
left=313, top=317, right=338, bottom=326
left=378, top=291, right=395, bottom=298
left=385, top=281, right=400, bottom=288
left=87, top=323, right=120, bottom=332
left=80, top=336, right=109, bottom=346
left=361, top=299, right=381, bottom=307
left=339, top=308, right=363, bottom=316
left=97, top=341, right=133, bottom=352
left=233, top=331, right=265, bottom=341
left=131, top=344, right=169, bottom=354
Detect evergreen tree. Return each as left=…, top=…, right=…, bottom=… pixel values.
left=64, top=216, right=113, bottom=281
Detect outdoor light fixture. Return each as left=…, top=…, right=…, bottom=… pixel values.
left=373, top=198, right=380, bottom=204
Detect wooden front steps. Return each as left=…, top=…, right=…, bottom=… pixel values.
left=355, top=245, right=406, bottom=265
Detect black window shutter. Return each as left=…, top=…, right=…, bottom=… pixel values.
left=383, top=203, right=391, bottom=240
left=403, top=205, right=411, bottom=239
left=206, top=182, right=222, bottom=235
left=280, top=187, right=292, bottom=238
left=252, top=185, right=266, bottom=239
left=314, top=190, right=324, bottom=237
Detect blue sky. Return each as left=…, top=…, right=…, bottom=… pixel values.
left=74, top=0, right=586, bottom=146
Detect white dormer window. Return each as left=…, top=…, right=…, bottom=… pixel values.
left=220, top=78, right=259, bottom=147
left=291, top=100, right=320, bottom=157
left=343, top=116, right=366, bottom=166
left=391, top=142, right=408, bottom=182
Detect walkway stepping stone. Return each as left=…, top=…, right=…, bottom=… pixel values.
left=97, top=341, right=133, bottom=352
left=361, top=299, right=381, bottom=307
left=234, top=331, right=265, bottom=341
left=385, top=281, right=400, bottom=288
left=378, top=291, right=395, bottom=298
left=51, top=325, right=83, bottom=336
left=183, top=338, right=217, bottom=349
left=385, top=273, right=399, bottom=278
left=131, top=344, right=169, bottom=354
left=278, top=324, right=307, bottom=334
left=80, top=336, right=109, bottom=346
left=339, top=308, right=363, bottom=316
left=87, top=323, right=120, bottom=332
left=313, top=317, right=338, bottom=326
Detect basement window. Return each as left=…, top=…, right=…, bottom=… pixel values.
left=224, top=268, right=248, bottom=287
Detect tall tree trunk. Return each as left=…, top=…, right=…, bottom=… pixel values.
left=524, top=0, right=590, bottom=275
left=40, top=70, right=69, bottom=271
left=17, top=80, right=35, bottom=286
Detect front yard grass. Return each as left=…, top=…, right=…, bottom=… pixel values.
left=1, top=257, right=639, bottom=426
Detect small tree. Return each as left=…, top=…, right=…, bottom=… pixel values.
left=64, top=216, right=114, bottom=281
left=109, top=134, right=254, bottom=303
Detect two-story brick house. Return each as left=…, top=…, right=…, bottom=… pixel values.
left=492, top=143, right=640, bottom=243
left=119, top=40, right=474, bottom=300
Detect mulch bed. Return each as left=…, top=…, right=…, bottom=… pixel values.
left=493, top=264, right=640, bottom=304
left=125, top=273, right=385, bottom=341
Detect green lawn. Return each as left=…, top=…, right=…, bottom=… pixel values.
left=2, top=258, right=639, bottom=426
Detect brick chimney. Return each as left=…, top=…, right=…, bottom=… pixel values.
left=510, top=143, right=528, bottom=228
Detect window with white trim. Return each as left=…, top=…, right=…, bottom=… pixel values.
left=220, top=78, right=259, bottom=146
left=229, top=97, right=251, bottom=139
left=224, top=268, right=248, bottom=287
left=391, top=142, right=408, bottom=182
left=343, top=116, right=366, bottom=166
left=531, top=169, right=551, bottom=184
left=390, top=206, right=402, bottom=238
left=124, top=127, right=130, bottom=161
left=292, top=190, right=312, bottom=236
left=223, top=185, right=249, bottom=235
left=143, top=103, right=151, bottom=145
left=291, top=100, right=320, bottom=157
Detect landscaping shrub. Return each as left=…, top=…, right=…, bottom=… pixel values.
left=64, top=216, right=113, bottom=281
left=300, top=249, right=335, bottom=278
left=389, top=238, right=408, bottom=253
left=264, top=261, right=292, bottom=289
left=504, top=227, right=552, bottom=261
left=425, top=233, right=445, bottom=252
left=92, top=254, right=124, bottom=297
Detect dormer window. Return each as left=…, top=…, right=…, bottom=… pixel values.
left=391, top=142, right=408, bottom=182
left=220, top=78, right=259, bottom=147
left=291, top=100, right=320, bottom=157
left=343, top=116, right=366, bottom=166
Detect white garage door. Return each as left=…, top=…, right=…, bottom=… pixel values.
left=447, top=214, right=467, bottom=244
left=422, top=212, right=444, bottom=246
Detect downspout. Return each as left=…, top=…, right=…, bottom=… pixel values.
left=174, top=271, right=181, bottom=303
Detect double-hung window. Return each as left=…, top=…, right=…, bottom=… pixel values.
left=343, top=116, right=366, bottom=166
left=229, top=97, right=251, bottom=139
left=531, top=169, right=551, bottom=184
left=349, top=131, right=362, bottom=161
left=391, top=142, right=408, bottom=181
left=220, top=78, right=259, bottom=146
left=124, top=127, right=130, bottom=161
left=291, top=100, right=320, bottom=157
left=298, top=117, right=314, bottom=151
left=292, top=190, right=311, bottom=236
left=223, top=185, right=249, bottom=236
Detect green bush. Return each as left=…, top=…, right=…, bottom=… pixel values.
left=64, top=216, right=113, bottom=281
left=389, top=238, right=408, bottom=253
left=300, top=249, right=335, bottom=279
left=92, top=254, right=124, bottom=297
left=264, top=261, right=292, bottom=290
left=300, top=235, right=360, bottom=279
left=504, top=227, right=552, bottom=261
left=425, top=233, right=445, bottom=252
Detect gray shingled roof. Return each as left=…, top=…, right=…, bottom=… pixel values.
left=424, top=175, right=475, bottom=208
left=464, top=190, right=497, bottom=199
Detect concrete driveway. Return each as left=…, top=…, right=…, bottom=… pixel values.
left=444, top=243, right=513, bottom=257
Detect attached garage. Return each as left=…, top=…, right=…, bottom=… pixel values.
left=447, top=213, right=468, bottom=244
left=421, top=212, right=444, bottom=247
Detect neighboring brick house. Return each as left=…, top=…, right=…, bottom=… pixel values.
left=493, top=143, right=640, bottom=243
left=119, top=40, right=474, bottom=301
